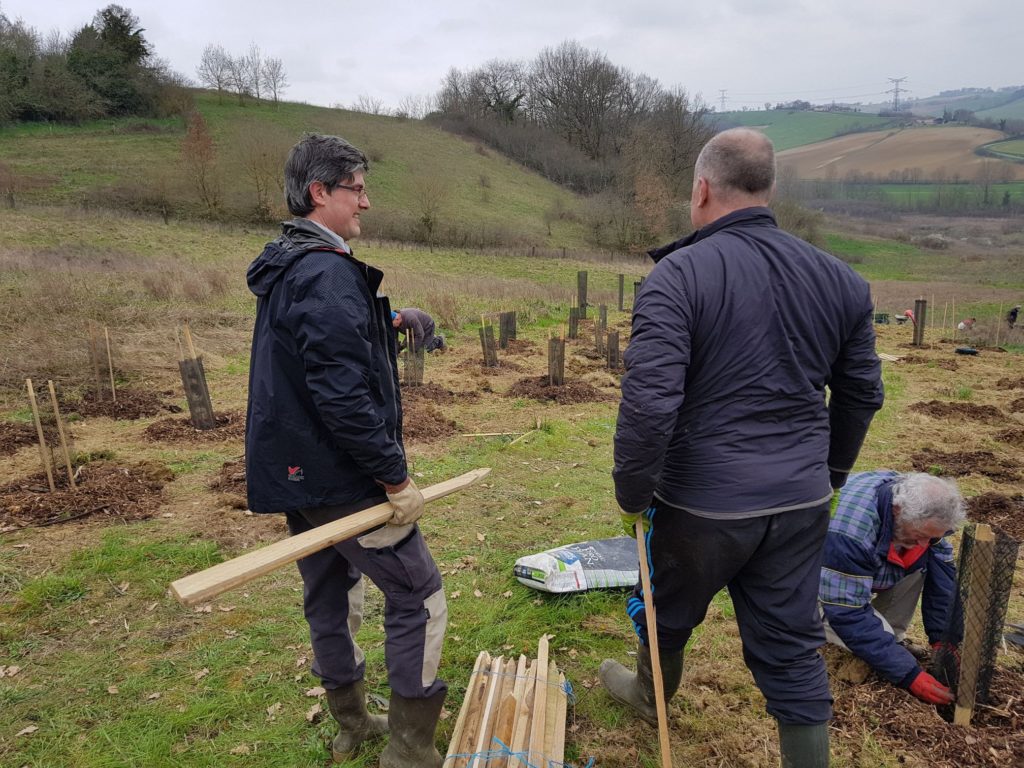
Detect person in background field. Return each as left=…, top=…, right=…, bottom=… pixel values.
left=957, top=317, right=977, bottom=332
left=1007, top=305, right=1020, bottom=329
left=245, top=133, right=447, bottom=767
left=603, top=127, right=884, bottom=768
left=393, top=308, right=446, bottom=353
left=819, top=472, right=965, bottom=706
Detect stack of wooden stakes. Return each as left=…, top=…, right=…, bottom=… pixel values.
left=444, top=635, right=568, bottom=768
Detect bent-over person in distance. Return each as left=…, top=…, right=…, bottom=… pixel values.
left=603, top=128, right=884, bottom=768
left=245, top=134, right=447, bottom=767
left=820, top=471, right=964, bottom=706
left=393, top=307, right=445, bottom=353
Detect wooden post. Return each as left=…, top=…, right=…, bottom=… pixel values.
left=942, top=301, right=948, bottom=332
left=568, top=307, right=579, bottom=340
left=954, top=524, right=995, bottom=727
left=636, top=519, right=673, bottom=768
left=952, top=297, right=957, bottom=342
left=598, top=304, right=607, bottom=334
left=617, top=274, right=625, bottom=311
left=178, top=322, right=217, bottom=429
left=607, top=331, right=620, bottom=370
left=26, top=379, right=56, bottom=493
left=548, top=337, right=565, bottom=386
left=88, top=323, right=104, bottom=400
left=995, top=302, right=1003, bottom=347
left=46, top=381, right=76, bottom=491
left=577, top=270, right=588, bottom=320
left=930, top=293, right=935, bottom=329
left=479, top=323, right=498, bottom=368
left=104, top=326, right=117, bottom=403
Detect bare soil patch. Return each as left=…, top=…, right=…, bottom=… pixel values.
left=503, top=338, right=539, bottom=355
left=506, top=376, right=612, bottom=405
left=0, top=460, right=169, bottom=529
left=995, top=427, right=1024, bottom=448
left=403, top=402, right=457, bottom=443
left=453, top=358, right=525, bottom=374
left=70, top=387, right=180, bottom=420
left=831, top=658, right=1024, bottom=766
left=900, top=354, right=959, bottom=371
left=996, top=376, right=1024, bottom=390
left=401, top=383, right=480, bottom=405
left=966, top=492, right=1024, bottom=541
left=1008, top=397, right=1024, bottom=413
left=908, top=400, right=1004, bottom=423
left=142, top=410, right=245, bottom=442
left=910, top=449, right=1020, bottom=482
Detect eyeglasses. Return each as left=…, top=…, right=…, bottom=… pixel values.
left=333, top=183, right=369, bottom=199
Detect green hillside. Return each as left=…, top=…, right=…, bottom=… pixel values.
left=715, top=110, right=897, bottom=150
left=0, top=91, right=592, bottom=249
left=982, top=138, right=1024, bottom=160
left=976, top=96, right=1024, bottom=121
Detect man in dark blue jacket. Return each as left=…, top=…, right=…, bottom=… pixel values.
left=601, top=128, right=883, bottom=767
left=820, top=471, right=964, bottom=705
left=245, top=134, right=446, bottom=767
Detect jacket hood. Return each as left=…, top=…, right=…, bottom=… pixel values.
left=247, top=218, right=352, bottom=298
left=647, top=206, right=777, bottom=264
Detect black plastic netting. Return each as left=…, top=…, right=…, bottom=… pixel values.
left=931, top=523, right=1020, bottom=723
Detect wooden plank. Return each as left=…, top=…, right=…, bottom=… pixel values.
left=508, top=658, right=537, bottom=765
left=527, top=635, right=551, bottom=766
left=490, top=657, right=519, bottom=765
left=954, top=524, right=996, bottom=727
left=470, top=655, right=504, bottom=768
left=542, top=659, right=559, bottom=763
left=454, top=652, right=493, bottom=767
left=495, top=655, right=528, bottom=768
left=170, top=468, right=491, bottom=606
left=552, top=671, right=568, bottom=767
left=445, top=651, right=490, bottom=767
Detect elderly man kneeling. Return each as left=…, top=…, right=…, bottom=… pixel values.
left=820, top=471, right=965, bottom=705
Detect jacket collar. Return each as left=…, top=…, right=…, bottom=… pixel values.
left=647, top=206, right=778, bottom=263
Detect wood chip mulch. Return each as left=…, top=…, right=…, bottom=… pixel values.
left=142, top=411, right=245, bottom=443
left=0, top=461, right=170, bottom=528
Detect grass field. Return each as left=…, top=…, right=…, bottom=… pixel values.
left=0, top=92, right=593, bottom=250
left=983, top=138, right=1024, bottom=160
left=716, top=110, right=897, bottom=151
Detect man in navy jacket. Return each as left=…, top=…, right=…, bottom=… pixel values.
left=601, top=128, right=883, bottom=767
left=820, top=471, right=964, bottom=705
left=245, top=134, right=446, bottom=767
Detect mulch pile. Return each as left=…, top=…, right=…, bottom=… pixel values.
left=143, top=411, right=245, bottom=443
left=0, top=422, right=56, bottom=457
left=995, top=427, right=1024, bottom=448
left=910, top=449, right=1021, bottom=482
left=70, top=388, right=180, bottom=420
left=995, top=376, right=1024, bottom=390
left=208, top=459, right=247, bottom=509
left=502, top=338, right=539, bottom=355
left=1008, top=397, right=1024, bottom=413
left=506, top=376, right=612, bottom=405
left=908, top=400, right=1004, bottom=423
left=403, top=402, right=457, bottom=443
left=0, top=460, right=170, bottom=529
left=402, top=383, right=480, bottom=405
left=967, top=492, right=1024, bottom=541
left=831, top=657, right=1024, bottom=766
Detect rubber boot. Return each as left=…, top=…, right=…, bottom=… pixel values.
left=325, top=681, right=388, bottom=763
left=379, top=689, right=446, bottom=768
left=778, top=722, right=830, bottom=768
left=599, top=643, right=684, bottom=726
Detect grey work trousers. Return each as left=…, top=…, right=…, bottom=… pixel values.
left=286, top=504, right=447, bottom=699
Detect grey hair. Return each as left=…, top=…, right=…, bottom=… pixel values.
left=284, top=133, right=369, bottom=216
left=891, top=473, right=966, bottom=531
left=695, top=127, right=776, bottom=199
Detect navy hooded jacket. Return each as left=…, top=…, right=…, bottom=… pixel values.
left=245, top=218, right=406, bottom=514
left=614, top=207, right=884, bottom=517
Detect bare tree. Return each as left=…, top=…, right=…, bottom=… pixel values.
left=196, top=43, right=231, bottom=103
left=226, top=54, right=250, bottom=105
left=181, top=111, right=221, bottom=215
left=245, top=43, right=263, bottom=105
left=395, top=93, right=434, bottom=120
left=231, top=118, right=292, bottom=220
left=350, top=93, right=386, bottom=115
left=261, top=56, right=288, bottom=106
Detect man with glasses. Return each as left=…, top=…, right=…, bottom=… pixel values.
left=820, top=471, right=964, bottom=706
left=245, top=133, right=447, bottom=767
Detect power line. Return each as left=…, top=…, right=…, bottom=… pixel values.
left=887, top=76, right=909, bottom=112
left=719, top=89, right=727, bottom=112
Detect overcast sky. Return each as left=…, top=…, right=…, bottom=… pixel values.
left=6, top=0, right=1022, bottom=112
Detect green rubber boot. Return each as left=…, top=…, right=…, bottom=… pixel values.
left=378, top=690, right=446, bottom=768
left=779, top=722, right=830, bottom=768
left=599, top=643, right=684, bottom=726
left=325, top=681, right=388, bottom=762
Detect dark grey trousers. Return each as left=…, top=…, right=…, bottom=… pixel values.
left=287, top=504, right=447, bottom=699
left=627, top=500, right=833, bottom=724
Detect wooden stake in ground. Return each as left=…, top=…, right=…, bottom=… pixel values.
left=995, top=302, right=1003, bottom=347
left=46, top=380, right=77, bottom=491
left=618, top=273, right=625, bottom=311
left=942, top=301, right=948, bottom=332
left=952, top=297, right=957, bottom=342
left=87, top=323, right=104, bottom=400
left=104, top=326, right=117, bottom=403
left=954, top=524, right=995, bottom=727
left=170, top=468, right=490, bottom=606
left=25, top=378, right=56, bottom=493
left=577, top=270, right=588, bottom=319
left=636, top=518, right=673, bottom=768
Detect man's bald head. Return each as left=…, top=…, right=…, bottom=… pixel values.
left=695, top=128, right=776, bottom=201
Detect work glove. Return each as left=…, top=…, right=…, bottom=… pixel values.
left=382, top=477, right=425, bottom=526
left=620, top=508, right=652, bottom=539
left=931, top=640, right=961, bottom=665
left=908, top=669, right=955, bottom=705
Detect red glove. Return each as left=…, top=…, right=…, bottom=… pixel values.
left=931, top=641, right=961, bottom=665
left=909, top=670, right=955, bottom=705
